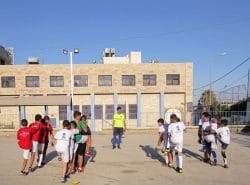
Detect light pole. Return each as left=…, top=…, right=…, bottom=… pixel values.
left=63, top=48, right=79, bottom=120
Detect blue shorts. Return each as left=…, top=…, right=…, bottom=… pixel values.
left=221, top=142, right=229, bottom=150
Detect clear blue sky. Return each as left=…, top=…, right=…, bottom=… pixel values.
left=1, top=0, right=250, bottom=103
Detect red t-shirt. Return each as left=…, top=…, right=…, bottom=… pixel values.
left=45, top=123, right=53, bottom=142
left=17, top=127, right=32, bottom=150
left=38, top=123, right=47, bottom=144
left=29, top=122, right=41, bottom=142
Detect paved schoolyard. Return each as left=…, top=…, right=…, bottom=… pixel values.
left=0, top=131, right=250, bottom=185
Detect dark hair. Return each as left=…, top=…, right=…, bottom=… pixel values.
left=117, top=106, right=121, bottom=111
left=221, top=119, right=228, bottom=126
left=21, top=119, right=28, bottom=127
left=202, top=112, right=210, bottom=118
left=70, top=121, right=77, bottom=128
left=63, top=120, right=70, bottom=128
left=35, top=114, right=42, bottom=121
left=170, top=114, right=178, bottom=120
left=157, top=118, right=164, bottom=124
left=41, top=119, right=46, bottom=124
left=81, top=115, right=87, bottom=121
left=44, top=115, right=50, bottom=121
left=73, top=111, right=81, bottom=118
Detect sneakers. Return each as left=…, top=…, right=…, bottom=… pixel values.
left=61, top=177, right=67, bottom=183
left=118, top=145, right=121, bottom=149
left=28, top=167, right=35, bottom=173
left=178, top=168, right=183, bottom=173
left=20, top=171, right=28, bottom=176
left=85, top=152, right=93, bottom=157
left=224, top=164, right=229, bottom=168
left=58, top=156, right=62, bottom=161
left=168, top=163, right=174, bottom=168
left=112, top=145, right=116, bottom=149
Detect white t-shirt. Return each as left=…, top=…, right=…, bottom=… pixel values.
left=210, top=122, right=218, bottom=133
left=217, top=126, right=230, bottom=144
left=198, top=119, right=203, bottom=126
left=168, top=122, right=185, bottom=144
left=202, top=121, right=210, bottom=134
left=55, top=129, right=72, bottom=152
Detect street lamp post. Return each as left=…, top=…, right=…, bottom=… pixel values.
left=63, top=48, right=79, bottom=120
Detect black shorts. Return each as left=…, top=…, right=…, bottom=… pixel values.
left=77, top=143, right=87, bottom=156
left=113, top=127, right=123, bottom=136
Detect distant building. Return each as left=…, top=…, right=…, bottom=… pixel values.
left=0, top=49, right=193, bottom=131
left=0, top=45, right=13, bottom=65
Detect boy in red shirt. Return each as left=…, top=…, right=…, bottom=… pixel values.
left=37, top=119, right=47, bottom=167
left=28, top=114, right=42, bottom=172
left=42, top=116, right=54, bottom=165
left=17, top=119, right=32, bottom=175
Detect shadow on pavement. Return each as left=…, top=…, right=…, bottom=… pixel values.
left=139, top=145, right=165, bottom=164
left=183, top=148, right=203, bottom=161
left=44, top=150, right=57, bottom=164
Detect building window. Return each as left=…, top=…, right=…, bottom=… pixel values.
left=94, top=105, right=103, bottom=119
left=82, top=105, right=91, bottom=119
left=122, top=75, right=135, bottom=86
left=59, top=105, right=67, bottom=120
left=105, top=105, right=114, bottom=120
left=98, top=75, right=112, bottom=86
left=1, top=76, right=15, bottom=88
left=166, top=74, right=180, bottom=85
left=26, top=76, right=40, bottom=87
left=50, top=76, right=64, bottom=87
left=143, top=74, right=156, bottom=86
left=129, top=104, right=137, bottom=119
left=74, top=75, right=88, bottom=87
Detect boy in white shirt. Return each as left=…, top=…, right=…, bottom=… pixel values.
left=157, top=118, right=170, bottom=166
left=168, top=114, right=186, bottom=173
left=54, top=120, right=72, bottom=183
left=201, top=112, right=212, bottom=163
left=217, top=119, right=230, bottom=168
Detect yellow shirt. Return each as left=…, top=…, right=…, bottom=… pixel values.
left=113, top=113, right=125, bottom=128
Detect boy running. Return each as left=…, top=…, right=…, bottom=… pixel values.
left=54, top=120, right=72, bottom=183
left=17, top=119, right=32, bottom=175
left=157, top=118, right=170, bottom=166
left=217, top=119, right=230, bottom=168
left=168, top=114, right=186, bottom=173
left=28, top=114, right=42, bottom=172
left=37, top=119, right=47, bottom=167
left=69, top=121, right=79, bottom=174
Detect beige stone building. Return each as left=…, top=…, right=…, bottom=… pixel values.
left=0, top=49, right=193, bottom=131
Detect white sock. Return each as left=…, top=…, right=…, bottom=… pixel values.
left=224, top=158, right=228, bottom=165
left=175, top=155, right=179, bottom=167
left=38, top=154, right=43, bottom=167
left=165, top=155, right=169, bottom=164
left=179, top=156, right=183, bottom=168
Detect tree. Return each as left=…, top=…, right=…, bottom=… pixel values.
left=199, top=90, right=218, bottom=110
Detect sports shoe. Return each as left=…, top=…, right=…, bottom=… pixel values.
left=112, top=145, right=116, bottom=149
left=58, top=156, right=62, bottom=161
left=118, top=145, right=121, bottom=149
left=20, top=171, right=27, bottom=176
left=85, top=152, right=93, bottom=157
left=61, top=177, right=67, bottom=183
left=224, top=164, right=229, bottom=168
left=28, top=167, right=35, bottom=173
left=178, top=168, right=183, bottom=173
left=168, top=163, right=174, bottom=168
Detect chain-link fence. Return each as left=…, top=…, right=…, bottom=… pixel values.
left=192, top=111, right=250, bottom=125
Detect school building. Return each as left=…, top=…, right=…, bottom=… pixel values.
left=0, top=49, right=193, bottom=131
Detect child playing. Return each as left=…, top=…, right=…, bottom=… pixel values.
left=54, top=120, right=72, bottom=183
left=37, top=119, right=47, bottom=167
left=69, top=121, right=79, bottom=174
left=157, top=118, right=170, bottom=166
left=168, top=114, right=186, bottom=173
left=80, top=115, right=93, bottom=157
left=217, top=119, right=230, bottom=168
left=17, top=119, right=32, bottom=175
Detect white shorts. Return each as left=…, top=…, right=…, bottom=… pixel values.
left=31, top=141, right=38, bottom=153
left=170, top=142, right=183, bottom=153
left=23, top=149, right=30, bottom=159
left=58, top=150, right=70, bottom=163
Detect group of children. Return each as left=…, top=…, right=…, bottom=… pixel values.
left=156, top=112, right=231, bottom=174
left=17, top=112, right=93, bottom=183
left=198, top=112, right=231, bottom=168
left=157, top=114, right=186, bottom=173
